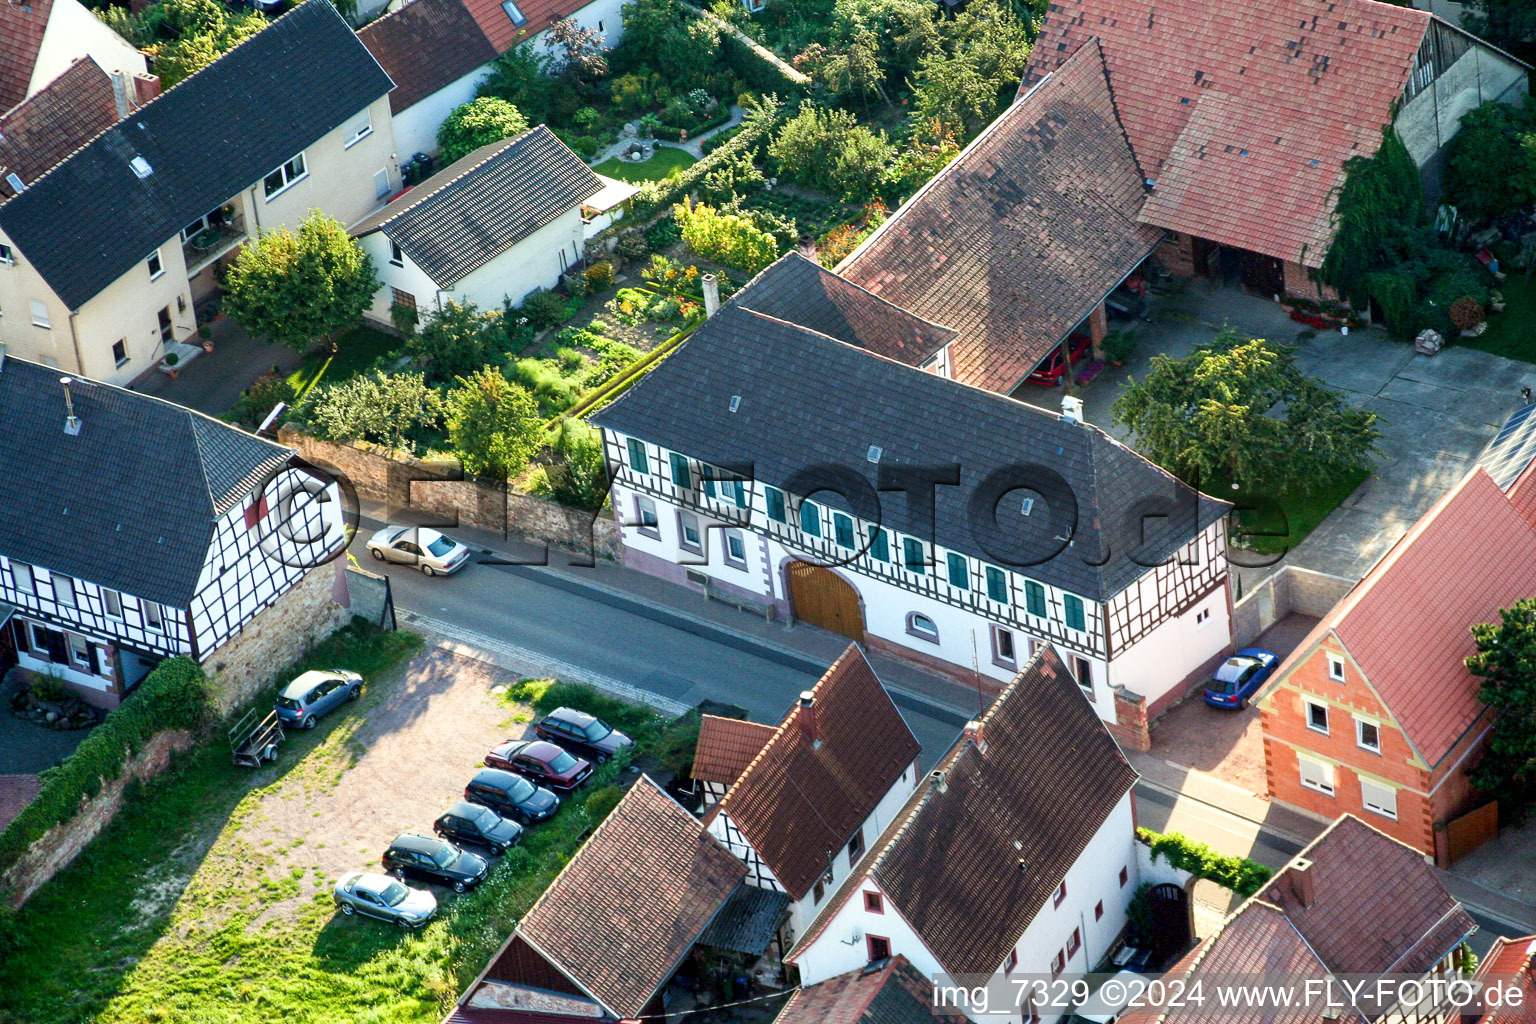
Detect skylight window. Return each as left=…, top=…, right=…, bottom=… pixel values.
left=129, top=156, right=153, bottom=178
left=867, top=445, right=882, bottom=463
left=501, top=0, right=526, bottom=24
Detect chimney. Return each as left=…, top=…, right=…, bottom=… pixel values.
left=1061, top=395, right=1084, bottom=424
left=1288, top=857, right=1315, bottom=908
left=60, top=376, right=81, bottom=435
left=929, top=768, right=947, bottom=794
left=133, top=73, right=162, bottom=108
left=963, top=719, right=986, bottom=753
left=702, top=273, right=720, bottom=318
left=109, top=72, right=131, bottom=120
left=797, top=691, right=819, bottom=749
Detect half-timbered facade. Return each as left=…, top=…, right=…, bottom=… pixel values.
left=0, top=352, right=346, bottom=707
left=592, top=258, right=1232, bottom=740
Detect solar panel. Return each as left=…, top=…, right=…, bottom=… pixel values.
left=1478, top=403, right=1536, bottom=490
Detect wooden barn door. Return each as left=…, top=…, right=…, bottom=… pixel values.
left=786, top=562, right=864, bottom=644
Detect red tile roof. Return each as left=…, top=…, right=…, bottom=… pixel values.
left=1021, top=0, right=1431, bottom=268
left=710, top=645, right=920, bottom=901
left=0, top=0, right=54, bottom=113
left=1469, top=935, right=1536, bottom=1024
left=842, top=40, right=1162, bottom=393
left=773, top=955, right=965, bottom=1024
left=461, top=0, right=594, bottom=56
left=1276, top=468, right=1536, bottom=766
left=692, top=715, right=775, bottom=786
left=516, top=775, right=745, bottom=1019
left=358, top=0, right=497, bottom=114
left=0, top=773, right=40, bottom=831
left=0, top=57, right=121, bottom=201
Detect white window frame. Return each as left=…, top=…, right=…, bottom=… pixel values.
left=501, top=0, right=526, bottom=23
left=147, top=248, right=164, bottom=280
left=103, top=589, right=123, bottom=619
left=1298, top=755, right=1335, bottom=797
left=67, top=633, right=92, bottom=672
left=389, top=240, right=404, bottom=268
left=343, top=109, right=373, bottom=149
left=678, top=510, right=703, bottom=552
left=723, top=529, right=748, bottom=568
left=0, top=242, right=13, bottom=264
left=143, top=600, right=164, bottom=632
left=263, top=152, right=308, bottom=201
left=29, top=299, right=49, bottom=328
left=112, top=339, right=129, bottom=368
left=1304, top=699, right=1329, bottom=735
left=1195, top=607, right=1211, bottom=628
left=1355, top=716, right=1381, bottom=754
left=1326, top=652, right=1345, bottom=682
left=633, top=495, right=659, bottom=536
left=905, top=612, right=939, bottom=643
left=52, top=574, right=75, bottom=607
left=11, top=561, right=34, bottom=594
left=1360, top=777, right=1398, bottom=820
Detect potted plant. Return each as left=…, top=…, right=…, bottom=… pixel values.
left=197, top=324, right=213, bottom=351
left=163, top=351, right=180, bottom=378
left=1449, top=295, right=1487, bottom=337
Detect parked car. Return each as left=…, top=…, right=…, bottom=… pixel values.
left=535, top=707, right=634, bottom=764
left=485, top=739, right=593, bottom=791
left=333, top=871, right=436, bottom=928
left=365, top=525, right=472, bottom=576
left=434, top=800, right=524, bottom=855
left=1026, top=333, right=1093, bottom=385
left=1201, top=648, right=1280, bottom=709
left=274, top=669, right=362, bottom=729
left=381, top=833, right=489, bottom=893
left=464, top=767, right=561, bottom=825
left=1067, top=971, right=1152, bottom=1024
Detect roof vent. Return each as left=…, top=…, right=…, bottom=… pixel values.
left=929, top=768, right=947, bottom=794
left=129, top=155, right=153, bottom=178
left=728, top=395, right=741, bottom=413
left=1061, top=395, right=1084, bottom=424
left=4, top=172, right=23, bottom=192
left=866, top=445, right=882, bottom=464
left=60, top=376, right=81, bottom=435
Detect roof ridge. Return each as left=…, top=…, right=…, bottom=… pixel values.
left=360, top=128, right=535, bottom=233
left=734, top=252, right=961, bottom=341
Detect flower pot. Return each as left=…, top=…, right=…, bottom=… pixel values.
left=202, top=341, right=215, bottom=353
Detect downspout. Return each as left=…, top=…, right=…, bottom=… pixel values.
left=66, top=310, right=84, bottom=375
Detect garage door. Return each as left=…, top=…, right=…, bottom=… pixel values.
left=786, top=562, right=865, bottom=644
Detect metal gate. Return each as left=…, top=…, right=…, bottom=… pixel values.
left=786, top=562, right=864, bottom=644
left=1148, top=882, right=1193, bottom=967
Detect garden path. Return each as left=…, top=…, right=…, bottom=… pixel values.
left=588, top=105, right=744, bottom=168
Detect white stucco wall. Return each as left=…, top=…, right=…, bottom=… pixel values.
left=29, top=0, right=147, bottom=97
left=391, top=66, right=492, bottom=161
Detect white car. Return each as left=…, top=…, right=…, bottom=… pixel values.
left=365, top=525, right=472, bottom=576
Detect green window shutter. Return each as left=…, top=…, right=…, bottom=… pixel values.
left=947, top=553, right=968, bottom=589
left=867, top=526, right=889, bottom=561
left=766, top=488, right=786, bottom=523
left=1025, top=581, right=1046, bottom=617
left=834, top=514, right=855, bottom=548
left=986, top=567, right=1007, bottom=603
left=732, top=480, right=747, bottom=508
left=800, top=500, right=821, bottom=537
left=670, top=454, right=690, bottom=490
left=626, top=438, right=648, bottom=475
left=1065, top=595, right=1086, bottom=631
left=702, top=470, right=715, bottom=498
left=902, top=538, right=925, bottom=574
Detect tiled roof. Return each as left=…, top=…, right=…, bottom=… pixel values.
left=773, top=955, right=964, bottom=1024
left=728, top=253, right=957, bottom=366
left=710, top=645, right=920, bottom=901
left=1272, top=468, right=1536, bottom=766
left=0, top=58, right=121, bottom=201
left=1257, top=816, right=1475, bottom=978
left=0, top=0, right=393, bottom=311
left=692, top=714, right=775, bottom=786
left=0, top=356, right=292, bottom=607
left=1021, top=0, right=1432, bottom=268
left=0, top=0, right=54, bottom=112
left=351, top=126, right=601, bottom=287
left=1468, top=935, right=1536, bottom=1024
left=358, top=0, right=497, bottom=114
left=592, top=305, right=1229, bottom=602
left=461, top=0, right=599, bottom=54
left=694, top=882, right=792, bottom=955
left=790, top=647, right=1138, bottom=974
left=0, top=773, right=41, bottom=831
left=840, top=40, right=1162, bottom=392
left=517, top=776, right=745, bottom=1019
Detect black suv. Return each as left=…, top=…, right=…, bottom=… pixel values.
left=535, top=706, right=634, bottom=764
left=434, top=801, right=524, bottom=855
left=465, top=767, right=560, bottom=825
left=381, top=834, right=489, bottom=893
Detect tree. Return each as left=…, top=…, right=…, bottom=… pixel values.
left=616, top=0, right=720, bottom=90
left=906, top=0, right=1031, bottom=138
left=1111, top=329, right=1379, bottom=490
left=1445, top=102, right=1536, bottom=221
left=478, top=44, right=562, bottom=126
left=437, top=97, right=530, bottom=164
left=146, top=0, right=266, bottom=88
left=674, top=201, right=782, bottom=273
left=444, top=367, right=542, bottom=479
left=769, top=103, right=893, bottom=200
left=1467, top=599, right=1536, bottom=811
left=535, top=419, right=610, bottom=510
left=1463, top=0, right=1536, bottom=57
left=547, top=18, right=609, bottom=85
left=306, top=372, right=441, bottom=453
left=407, top=300, right=497, bottom=386
left=222, top=212, right=378, bottom=353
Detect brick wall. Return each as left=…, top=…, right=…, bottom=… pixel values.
left=1112, top=687, right=1151, bottom=752
left=2, top=727, right=197, bottom=907
left=1159, top=233, right=1196, bottom=278
left=1282, top=261, right=1341, bottom=302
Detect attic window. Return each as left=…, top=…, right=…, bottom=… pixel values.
left=728, top=395, right=741, bottom=413
left=4, top=172, right=22, bottom=192
left=501, top=0, right=526, bottom=24
left=866, top=445, right=882, bottom=463
left=1180, top=97, right=1190, bottom=104
left=1020, top=497, right=1034, bottom=516
left=129, top=156, right=153, bottom=178
left=1308, top=159, right=1321, bottom=166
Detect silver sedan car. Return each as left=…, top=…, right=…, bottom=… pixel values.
left=365, top=525, right=472, bottom=576
left=333, top=871, right=437, bottom=928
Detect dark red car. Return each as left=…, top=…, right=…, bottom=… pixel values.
left=1026, top=332, right=1093, bottom=385
left=484, top=739, right=593, bottom=791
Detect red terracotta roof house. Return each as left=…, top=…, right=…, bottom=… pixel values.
left=0, top=0, right=56, bottom=113
left=1258, top=467, right=1536, bottom=855
left=691, top=714, right=775, bottom=788
left=0, top=58, right=124, bottom=201
left=357, top=0, right=497, bottom=116
left=772, top=954, right=965, bottom=1024
left=0, top=773, right=42, bottom=831
left=841, top=40, right=1162, bottom=393
left=1465, top=935, right=1536, bottom=1024
left=448, top=775, right=746, bottom=1022
left=0, top=0, right=147, bottom=114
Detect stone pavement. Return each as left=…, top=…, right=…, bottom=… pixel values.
left=135, top=315, right=300, bottom=417
left=0, top=669, right=90, bottom=773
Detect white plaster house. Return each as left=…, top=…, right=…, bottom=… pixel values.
left=699, top=645, right=921, bottom=944
left=0, top=1, right=398, bottom=386
left=0, top=0, right=147, bottom=114
left=0, top=353, right=347, bottom=707
left=591, top=254, right=1233, bottom=750
left=785, top=647, right=1141, bottom=1024
left=353, top=127, right=617, bottom=324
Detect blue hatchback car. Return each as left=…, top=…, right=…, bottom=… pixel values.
left=1201, top=648, right=1279, bottom=709
left=275, top=669, right=363, bottom=729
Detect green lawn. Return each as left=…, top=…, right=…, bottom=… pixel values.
left=591, top=146, right=697, bottom=183
left=1465, top=272, right=1536, bottom=364
left=1224, top=467, right=1370, bottom=555
left=286, top=326, right=403, bottom=401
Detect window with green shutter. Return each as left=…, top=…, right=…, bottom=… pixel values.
left=834, top=513, right=855, bottom=548
left=731, top=479, right=747, bottom=508
left=1064, top=595, right=1086, bottom=631
left=947, top=553, right=968, bottom=589
left=1025, top=581, right=1046, bottom=617
left=626, top=438, right=648, bottom=475
left=867, top=526, right=889, bottom=561
left=800, top=499, right=821, bottom=537
left=902, top=538, right=925, bottom=574
left=669, top=453, right=690, bottom=490
left=986, top=567, right=1007, bottom=603
left=766, top=487, right=786, bottom=523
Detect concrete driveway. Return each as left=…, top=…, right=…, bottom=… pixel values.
left=1018, top=281, right=1536, bottom=582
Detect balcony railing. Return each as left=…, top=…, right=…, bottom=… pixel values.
left=182, top=214, right=247, bottom=275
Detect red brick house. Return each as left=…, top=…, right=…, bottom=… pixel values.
left=1257, top=468, right=1536, bottom=856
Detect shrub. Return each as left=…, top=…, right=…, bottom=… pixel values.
left=505, top=678, right=660, bottom=739
left=645, top=217, right=682, bottom=251
left=701, top=123, right=745, bottom=156
left=769, top=102, right=893, bottom=201
left=816, top=222, right=869, bottom=268
left=444, top=366, right=542, bottom=479
left=615, top=232, right=650, bottom=260
left=229, top=373, right=297, bottom=429
left=584, top=785, right=624, bottom=821
left=1102, top=328, right=1139, bottom=363
left=674, top=200, right=782, bottom=273
left=610, top=72, right=653, bottom=112
left=533, top=419, right=612, bottom=511
left=1449, top=295, right=1487, bottom=331
left=390, top=301, right=419, bottom=336
left=584, top=260, right=617, bottom=292
left=521, top=290, right=573, bottom=331
left=507, top=358, right=582, bottom=413
left=437, top=97, right=530, bottom=164
left=629, top=93, right=782, bottom=219
left=1138, top=827, right=1273, bottom=897
left=406, top=300, right=498, bottom=387
left=1124, top=882, right=1155, bottom=946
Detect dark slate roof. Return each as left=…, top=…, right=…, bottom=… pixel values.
left=1479, top=402, right=1536, bottom=491
left=0, top=0, right=393, bottom=311
left=727, top=253, right=958, bottom=365
left=351, top=126, right=602, bottom=287
left=0, top=356, right=293, bottom=606
left=358, top=0, right=497, bottom=115
left=593, top=306, right=1228, bottom=602
left=0, top=58, right=122, bottom=201
left=840, top=41, right=1163, bottom=393
left=694, top=882, right=792, bottom=955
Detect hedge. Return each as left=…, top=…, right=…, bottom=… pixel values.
left=630, top=100, right=782, bottom=219
left=0, top=658, right=211, bottom=877
left=1137, top=826, right=1274, bottom=897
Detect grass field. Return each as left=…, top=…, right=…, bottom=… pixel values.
left=591, top=146, right=696, bottom=183
left=285, top=326, right=402, bottom=401
left=1226, top=467, right=1370, bottom=555
left=1466, top=273, right=1536, bottom=364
